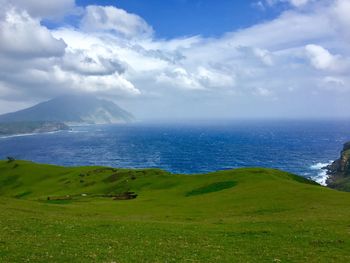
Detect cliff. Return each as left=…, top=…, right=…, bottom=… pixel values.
left=325, top=141, right=350, bottom=191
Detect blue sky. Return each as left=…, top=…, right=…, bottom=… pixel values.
left=0, top=0, right=350, bottom=119
left=74, top=0, right=282, bottom=38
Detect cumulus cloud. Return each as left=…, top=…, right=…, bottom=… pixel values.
left=0, top=0, right=350, bottom=119
left=333, top=0, right=350, bottom=26
left=305, top=44, right=340, bottom=71
left=156, top=66, right=235, bottom=91
left=61, top=49, right=126, bottom=76
left=331, top=0, right=350, bottom=39
left=238, top=47, right=274, bottom=66
left=0, top=9, right=66, bottom=58
left=1, top=0, right=77, bottom=19
left=156, top=68, right=203, bottom=90
left=0, top=4, right=142, bottom=102
left=66, top=71, right=140, bottom=96
left=80, top=5, right=153, bottom=38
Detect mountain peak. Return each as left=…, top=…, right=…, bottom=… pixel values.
left=0, top=95, right=134, bottom=125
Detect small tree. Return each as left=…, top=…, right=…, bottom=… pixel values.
left=6, top=156, right=15, bottom=163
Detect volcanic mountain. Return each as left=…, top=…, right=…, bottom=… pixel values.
left=0, top=95, right=134, bottom=125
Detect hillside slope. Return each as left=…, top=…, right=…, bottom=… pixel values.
left=1, top=161, right=350, bottom=262
left=0, top=95, right=134, bottom=125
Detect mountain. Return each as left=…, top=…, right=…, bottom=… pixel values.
left=325, top=141, right=350, bottom=191
left=0, top=95, right=134, bottom=125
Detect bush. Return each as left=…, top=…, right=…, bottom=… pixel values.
left=6, top=156, right=15, bottom=163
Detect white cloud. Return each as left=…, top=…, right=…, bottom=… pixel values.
left=323, top=76, right=345, bottom=86
left=0, top=5, right=142, bottom=100
left=320, top=76, right=349, bottom=92
left=156, top=67, right=203, bottom=90
left=253, top=48, right=274, bottom=66
left=68, top=71, right=140, bottom=95
left=253, top=87, right=273, bottom=97
left=333, top=0, right=350, bottom=26
left=156, top=66, right=236, bottom=91
left=305, top=44, right=341, bottom=71
left=288, top=0, right=310, bottom=7
left=0, top=0, right=350, bottom=118
left=1, top=0, right=77, bottom=19
left=80, top=5, right=153, bottom=38
left=61, top=49, right=126, bottom=76
left=0, top=9, right=66, bottom=58
left=265, top=0, right=311, bottom=8
left=197, top=67, right=236, bottom=89
left=238, top=47, right=274, bottom=66
left=225, top=11, right=333, bottom=50
left=331, top=0, right=350, bottom=39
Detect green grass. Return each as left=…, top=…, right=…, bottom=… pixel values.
left=1, top=160, right=350, bottom=262
left=185, top=181, right=237, bottom=196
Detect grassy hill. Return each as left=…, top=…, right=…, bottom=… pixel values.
left=1, top=160, right=350, bottom=262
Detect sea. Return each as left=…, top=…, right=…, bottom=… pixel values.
left=1, top=119, right=349, bottom=185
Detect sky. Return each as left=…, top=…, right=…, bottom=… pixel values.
left=0, top=0, right=349, bottom=120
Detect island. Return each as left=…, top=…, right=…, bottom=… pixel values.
left=0, top=95, right=134, bottom=136
left=0, top=121, right=69, bottom=136
left=0, top=95, right=134, bottom=125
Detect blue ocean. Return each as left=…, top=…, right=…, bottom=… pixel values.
left=1, top=120, right=349, bottom=184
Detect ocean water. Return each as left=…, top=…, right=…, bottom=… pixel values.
left=1, top=120, right=349, bottom=184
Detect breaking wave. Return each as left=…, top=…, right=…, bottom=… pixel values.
left=309, top=161, right=333, bottom=186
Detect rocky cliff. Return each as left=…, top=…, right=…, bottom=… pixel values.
left=325, top=141, right=350, bottom=191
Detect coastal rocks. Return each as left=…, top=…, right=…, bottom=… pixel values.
left=324, top=141, right=350, bottom=191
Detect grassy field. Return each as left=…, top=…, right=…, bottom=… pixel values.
left=1, top=160, right=350, bottom=262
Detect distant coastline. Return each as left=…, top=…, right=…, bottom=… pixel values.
left=0, top=121, right=69, bottom=137
left=0, top=130, right=67, bottom=139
